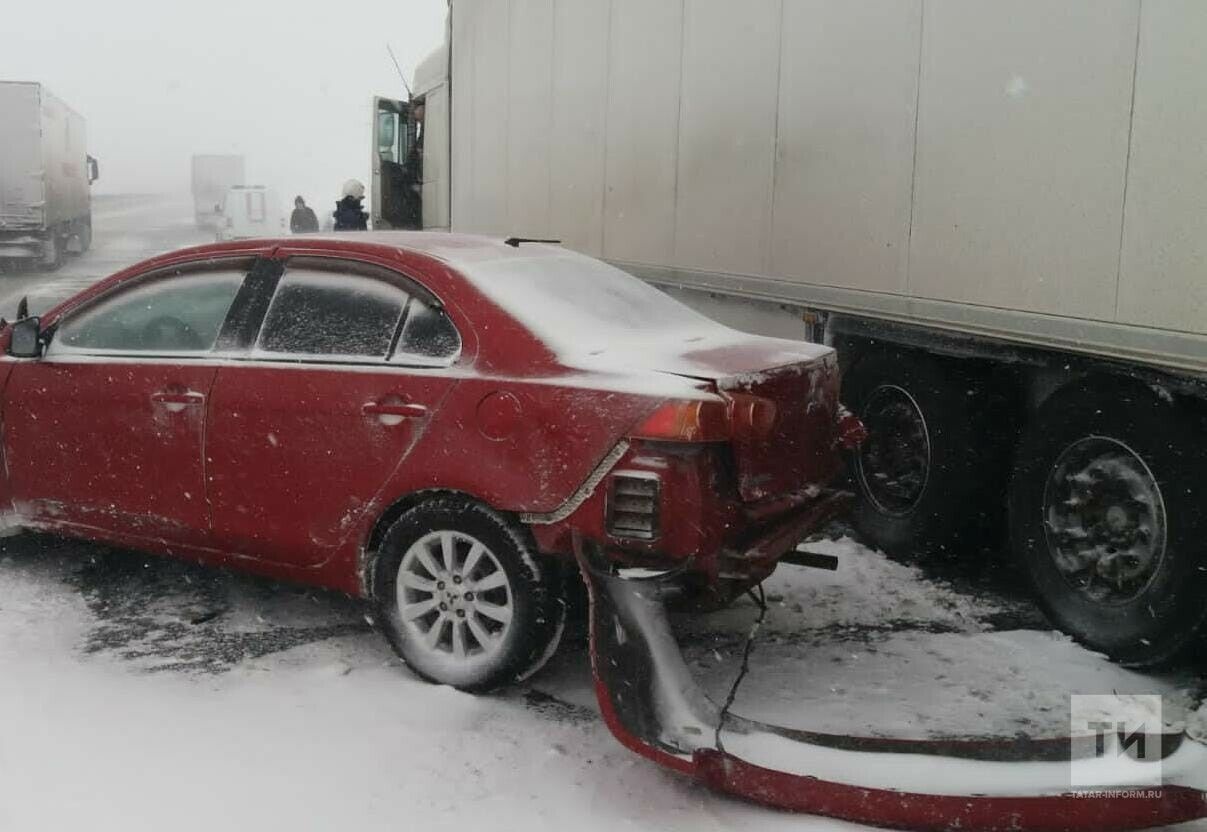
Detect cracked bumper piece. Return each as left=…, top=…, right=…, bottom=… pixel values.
left=572, top=538, right=1207, bottom=832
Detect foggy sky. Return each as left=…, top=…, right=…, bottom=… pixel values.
left=1, top=0, right=447, bottom=212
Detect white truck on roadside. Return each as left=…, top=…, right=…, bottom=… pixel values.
left=190, top=154, right=245, bottom=230
left=0, top=81, right=99, bottom=268
left=376, top=0, right=1207, bottom=668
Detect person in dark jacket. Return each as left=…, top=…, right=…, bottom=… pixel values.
left=290, top=196, right=319, bottom=233
left=333, top=179, right=368, bottom=231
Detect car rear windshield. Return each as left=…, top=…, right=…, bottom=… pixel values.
left=459, top=253, right=722, bottom=358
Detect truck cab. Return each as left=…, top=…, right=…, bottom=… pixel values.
left=371, top=43, right=449, bottom=231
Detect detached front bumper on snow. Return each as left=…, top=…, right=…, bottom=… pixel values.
left=572, top=537, right=1207, bottom=832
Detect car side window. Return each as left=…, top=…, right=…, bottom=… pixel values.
left=256, top=269, right=408, bottom=360
left=391, top=297, right=461, bottom=365
left=48, top=271, right=245, bottom=355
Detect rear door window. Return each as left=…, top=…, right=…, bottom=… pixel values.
left=391, top=296, right=461, bottom=365
left=48, top=270, right=246, bottom=355
left=255, top=269, right=408, bottom=360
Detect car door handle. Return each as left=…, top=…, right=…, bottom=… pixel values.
left=151, top=391, right=205, bottom=406
left=362, top=401, right=427, bottom=419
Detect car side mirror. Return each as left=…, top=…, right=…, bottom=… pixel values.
left=9, top=317, right=42, bottom=358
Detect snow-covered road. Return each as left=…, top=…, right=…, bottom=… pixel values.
left=0, top=529, right=1202, bottom=832
left=0, top=198, right=1202, bottom=831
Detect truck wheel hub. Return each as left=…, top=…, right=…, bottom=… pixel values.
left=855, top=385, right=931, bottom=517
left=1042, top=436, right=1167, bottom=604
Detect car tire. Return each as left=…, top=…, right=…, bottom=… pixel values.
left=1009, top=379, right=1207, bottom=668
left=843, top=350, right=986, bottom=555
left=373, top=497, right=565, bottom=692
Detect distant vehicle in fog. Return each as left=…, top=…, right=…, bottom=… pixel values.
left=215, top=185, right=284, bottom=240
left=190, top=154, right=244, bottom=230
left=0, top=81, right=99, bottom=269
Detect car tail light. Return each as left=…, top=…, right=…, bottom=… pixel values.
left=606, top=473, right=660, bottom=540
left=629, top=396, right=778, bottom=443
left=727, top=393, right=777, bottom=441
left=630, top=400, right=730, bottom=442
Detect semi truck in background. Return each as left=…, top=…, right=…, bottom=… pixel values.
left=0, top=81, right=99, bottom=269
left=377, top=0, right=1207, bottom=669
left=190, top=154, right=244, bottom=229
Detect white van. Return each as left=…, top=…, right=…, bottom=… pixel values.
left=215, top=185, right=283, bottom=241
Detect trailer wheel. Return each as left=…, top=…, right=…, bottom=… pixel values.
left=1009, top=379, right=1207, bottom=667
left=41, top=234, right=62, bottom=270
left=843, top=351, right=984, bottom=555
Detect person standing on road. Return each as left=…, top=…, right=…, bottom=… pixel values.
left=290, top=196, right=319, bottom=233
left=333, top=179, right=368, bottom=231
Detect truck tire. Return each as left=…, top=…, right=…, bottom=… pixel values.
left=41, top=233, right=62, bottom=270
left=843, top=350, right=986, bottom=555
left=1009, top=379, right=1207, bottom=667
left=373, top=497, right=565, bottom=692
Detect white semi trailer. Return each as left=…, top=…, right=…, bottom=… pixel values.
left=0, top=82, right=99, bottom=268
left=375, top=0, right=1207, bottom=668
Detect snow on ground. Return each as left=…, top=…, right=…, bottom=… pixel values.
left=686, top=538, right=1204, bottom=741
left=0, top=531, right=1203, bottom=832
left=0, top=537, right=855, bottom=832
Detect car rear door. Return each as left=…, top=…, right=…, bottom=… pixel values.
left=205, top=257, right=462, bottom=566
left=2, top=258, right=254, bottom=542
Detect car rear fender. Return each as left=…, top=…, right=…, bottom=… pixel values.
left=381, top=376, right=681, bottom=517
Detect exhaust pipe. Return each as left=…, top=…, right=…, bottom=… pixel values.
left=573, top=537, right=1207, bottom=831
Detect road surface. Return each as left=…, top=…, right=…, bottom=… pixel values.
left=0, top=197, right=1202, bottom=831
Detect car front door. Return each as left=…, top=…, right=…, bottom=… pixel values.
left=205, top=257, right=463, bottom=566
left=3, top=259, right=252, bottom=542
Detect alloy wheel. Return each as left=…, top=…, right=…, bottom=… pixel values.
left=396, top=530, right=515, bottom=666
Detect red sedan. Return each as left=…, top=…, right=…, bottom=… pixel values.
left=1, top=233, right=856, bottom=690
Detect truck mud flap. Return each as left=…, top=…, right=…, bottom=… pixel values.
left=572, top=538, right=1207, bottom=832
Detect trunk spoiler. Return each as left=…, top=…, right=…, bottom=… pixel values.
left=572, top=537, right=1207, bottom=831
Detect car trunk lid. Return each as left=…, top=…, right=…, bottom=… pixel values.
left=646, top=336, right=843, bottom=502
left=716, top=355, right=842, bottom=502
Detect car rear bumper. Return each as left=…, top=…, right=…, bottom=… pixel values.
left=573, top=543, right=1207, bottom=831
left=527, top=440, right=850, bottom=595
left=675, top=486, right=851, bottom=609
left=719, top=487, right=852, bottom=579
